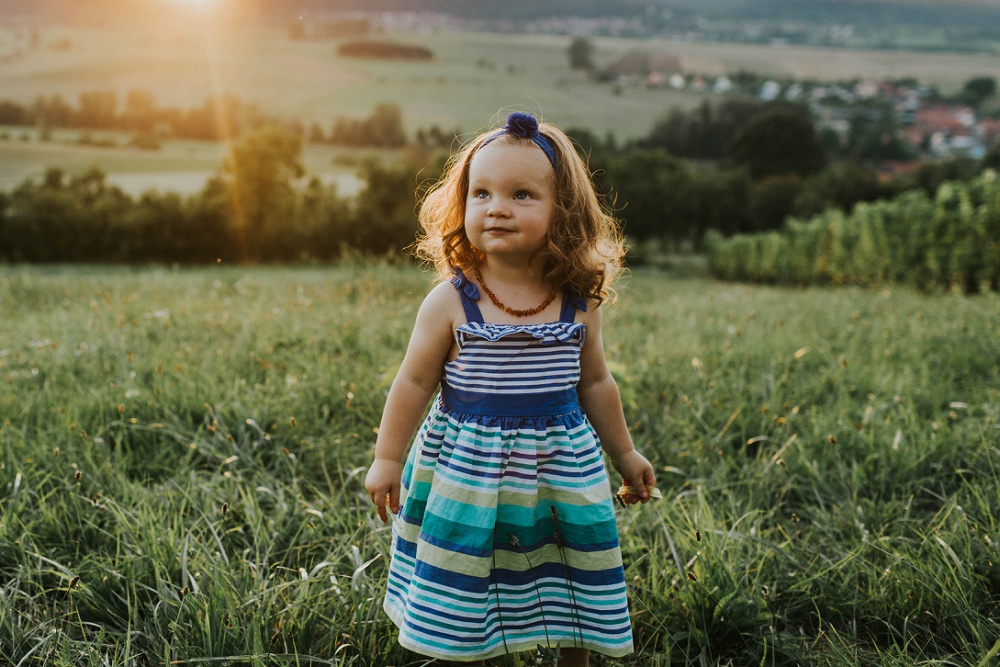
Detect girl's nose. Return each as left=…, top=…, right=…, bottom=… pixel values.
left=487, top=201, right=510, bottom=218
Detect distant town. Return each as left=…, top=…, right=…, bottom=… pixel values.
left=292, top=11, right=1000, bottom=167
left=604, top=62, right=999, bottom=164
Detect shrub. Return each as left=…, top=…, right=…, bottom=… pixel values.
left=337, top=40, right=433, bottom=60
left=707, top=170, right=1000, bottom=293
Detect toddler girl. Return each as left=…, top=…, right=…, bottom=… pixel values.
left=365, top=112, right=656, bottom=666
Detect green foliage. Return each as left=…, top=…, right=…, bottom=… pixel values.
left=644, top=97, right=765, bottom=160
left=1, top=266, right=999, bottom=666
left=986, top=140, right=1000, bottom=172
left=834, top=101, right=917, bottom=162
left=791, top=161, right=897, bottom=220
left=0, top=126, right=434, bottom=263
left=348, top=157, right=427, bottom=254
left=602, top=149, right=692, bottom=242
left=336, top=40, right=433, bottom=61
left=0, top=164, right=362, bottom=265
left=707, top=170, right=1000, bottom=293
left=4, top=90, right=281, bottom=142
left=962, top=76, right=998, bottom=107
left=328, top=103, right=408, bottom=149
left=220, top=125, right=306, bottom=262
left=747, top=175, right=805, bottom=232
left=726, top=105, right=828, bottom=179
left=567, top=36, right=596, bottom=71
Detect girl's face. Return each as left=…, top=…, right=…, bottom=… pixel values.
left=464, top=142, right=555, bottom=263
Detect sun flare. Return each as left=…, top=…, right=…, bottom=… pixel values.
left=162, top=0, right=225, bottom=12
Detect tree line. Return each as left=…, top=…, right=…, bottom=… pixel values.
left=0, top=93, right=454, bottom=150
left=1, top=92, right=278, bottom=142
left=0, top=126, right=428, bottom=264
left=2, top=99, right=998, bottom=265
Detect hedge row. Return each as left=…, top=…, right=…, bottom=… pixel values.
left=706, top=170, right=1000, bottom=293
left=0, top=165, right=420, bottom=264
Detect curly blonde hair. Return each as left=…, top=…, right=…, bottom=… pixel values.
left=412, top=117, right=625, bottom=304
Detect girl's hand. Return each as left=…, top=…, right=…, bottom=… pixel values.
left=611, top=450, right=656, bottom=505
left=365, top=459, right=403, bottom=523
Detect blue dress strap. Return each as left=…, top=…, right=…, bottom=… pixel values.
left=559, top=289, right=588, bottom=323
left=450, top=269, right=484, bottom=324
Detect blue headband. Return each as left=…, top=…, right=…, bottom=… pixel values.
left=479, top=112, right=558, bottom=170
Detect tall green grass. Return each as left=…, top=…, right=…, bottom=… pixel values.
left=1, top=264, right=998, bottom=665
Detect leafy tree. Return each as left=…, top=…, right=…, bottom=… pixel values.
left=645, top=96, right=765, bottom=159
left=32, top=94, right=74, bottom=127
left=843, top=104, right=916, bottom=161
left=351, top=158, right=423, bottom=254
left=962, top=76, right=997, bottom=106
left=77, top=90, right=118, bottom=128
left=0, top=101, right=30, bottom=125
left=793, top=161, right=898, bottom=219
left=123, top=90, right=157, bottom=131
left=687, top=168, right=752, bottom=238
left=984, top=139, right=1000, bottom=171
left=726, top=105, right=827, bottom=179
left=904, top=158, right=982, bottom=197
left=602, top=149, right=692, bottom=242
left=367, top=103, right=407, bottom=148
left=568, top=36, right=596, bottom=71
left=747, top=175, right=804, bottom=231
left=330, top=103, right=407, bottom=148
left=220, top=125, right=305, bottom=262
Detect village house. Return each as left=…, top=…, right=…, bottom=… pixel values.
left=903, top=104, right=981, bottom=157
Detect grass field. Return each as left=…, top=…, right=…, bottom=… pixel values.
left=4, top=24, right=999, bottom=133
left=0, top=128, right=372, bottom=196
left=1, top=263, right=998, bottom=666
left=3, top=24, right=1000, bottom=195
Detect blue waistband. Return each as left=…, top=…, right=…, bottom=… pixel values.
left=440, top=382, right=580, bottom=418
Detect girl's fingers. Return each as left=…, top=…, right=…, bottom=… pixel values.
left=388, top=485, right=401, bottom=515
left=644, top=469, right=657, bottom=494
left=373, top=490, right=388, bottom=523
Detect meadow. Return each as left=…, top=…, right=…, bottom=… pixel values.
left=0, top=127, right=370, bottom=196
left=1, top=263, right=998, bottom=666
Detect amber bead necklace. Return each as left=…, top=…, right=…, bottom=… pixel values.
left=473, top=267, right=556, bottom=318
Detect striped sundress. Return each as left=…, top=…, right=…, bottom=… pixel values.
left=384, top=270, right=632, bottom=662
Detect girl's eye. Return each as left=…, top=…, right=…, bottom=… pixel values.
left=472, top=190, right=489, bottom=199
left=514, top=191, right=531, bottom=200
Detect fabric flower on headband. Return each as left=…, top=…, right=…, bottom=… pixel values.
left=479, top=112, right=558, bottom=169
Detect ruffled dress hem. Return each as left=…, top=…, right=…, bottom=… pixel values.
left=385, top=599, right=634, bottom=661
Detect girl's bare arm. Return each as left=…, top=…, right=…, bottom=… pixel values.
left=577, top=305, right=656, bottom=502
left=365, top=282, right=457, bottom=522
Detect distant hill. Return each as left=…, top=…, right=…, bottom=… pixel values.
left=1, top=0, right=999, bottom=30
left=681, top=0, right=1000, bottom=25
left=284, top=0, right=1000, bottom=26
